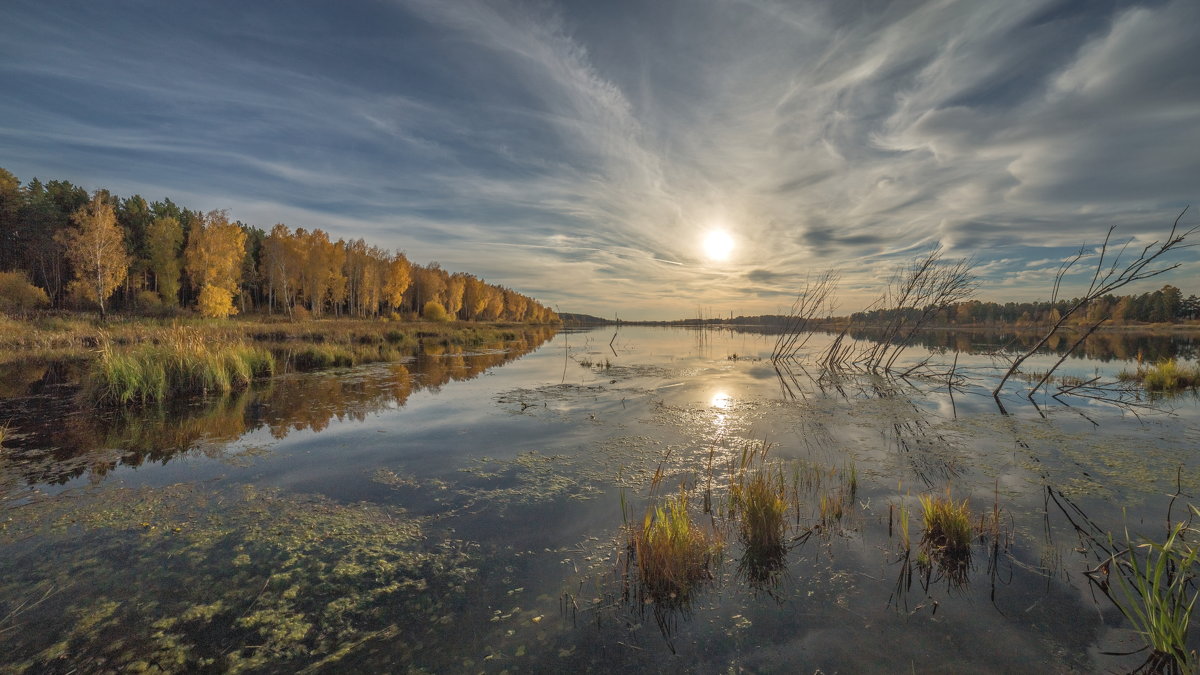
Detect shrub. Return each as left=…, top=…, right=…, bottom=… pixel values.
left=422, top=301, right=450, bottom=323
left=0, top=271, right=50, bottom=314
left=135, top=289, right=163, bottom=311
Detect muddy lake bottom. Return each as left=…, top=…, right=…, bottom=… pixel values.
left=0, top=326, right=1198, bottom=673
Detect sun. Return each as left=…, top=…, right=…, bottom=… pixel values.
left=702, top=229, right=735, bottom=262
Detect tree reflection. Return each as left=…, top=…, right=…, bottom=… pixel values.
left=0, top=328, right=557, bottom=488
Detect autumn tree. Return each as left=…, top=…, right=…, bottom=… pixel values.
left=184, top=210, right=247, bottom=318
left=383, top=252, right=411, bottom=315
left=146, top=215, right=183, bottom=306
left=261, top=224, right=302, bottom=316
left=57, top=192, right=130, bottom=319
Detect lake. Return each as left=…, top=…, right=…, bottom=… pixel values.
left=0, top=325, right=1197, bottom=673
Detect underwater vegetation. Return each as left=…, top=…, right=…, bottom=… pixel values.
left=0, top=483, right=476, bottom=673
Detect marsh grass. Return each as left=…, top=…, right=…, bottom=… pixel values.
left=84, top=331, right=274, bottom=405
left=1107, top=514, right=1200, bottom=673
left=626, top=475, right=721, bottom=606
left=918, top=491, right=973, bottom=581
left=287, top=344, right=357, bottom=370
left=729, top=442, right=789, bottom=566
left=1120, top=359, right=1200, bottom=393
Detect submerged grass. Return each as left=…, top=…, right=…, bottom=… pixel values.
left=84, top=331, right=274, bottom=405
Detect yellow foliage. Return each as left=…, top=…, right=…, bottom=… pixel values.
left=422, top=301, right=450, bottom=323
left=196, top=285, right=238, bottom=318
left=57, top=193, right=130, bottom=316
left=184, top=211, right=247, bottom=318
left=0, top=271, right=50, bottom=313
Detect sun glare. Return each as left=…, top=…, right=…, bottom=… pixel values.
left=702, top=229, right=735, bottom=262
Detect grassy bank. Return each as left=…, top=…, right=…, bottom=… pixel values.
left=0, top=313, right=558, bottom=405
left=86, top=336, right=275, bottom=405
left=0, top=313, right=550, bottom=362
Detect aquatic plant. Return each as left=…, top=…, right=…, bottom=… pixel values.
left=288, top=344, right=356, bottom=370
left=627, top=485, right=721, bottom=605
left=918, top=491, right=972, bottom=561
left=1108, top=518, right=1200, bottom=673
left=730, top=452, right=788, bottom=559
left=84, top=333, right=274, bottom=405
left=0, top=483, right=476, bottom=672
left=1127, top=359, right=1200, bottom=393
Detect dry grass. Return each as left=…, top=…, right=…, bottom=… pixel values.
left=84, top=330, right=274, bottom=405
left=1119, top=359, right=1200, bottom=393
left=627, top=482, right=722, bottom=605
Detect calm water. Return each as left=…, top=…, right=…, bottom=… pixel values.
left=0, top=326, right=1197, bottom=673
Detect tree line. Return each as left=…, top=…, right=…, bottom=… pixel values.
left=0, top=168, right=557, bottom=323
left=848, top=285, right=1198, bottom=326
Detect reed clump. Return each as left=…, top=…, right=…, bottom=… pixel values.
left=729, top=442, right=789, bottom=558
left=85, top=332, right=274, bottom=405
left=1108, top=514, right=1200, bottom=673
left=288, top=344, right=357, bottom=370
left=1120, top=359, right=1200, bottom=393
left=628, top=486, right=721, bottom=604
left=919, top=491, right=973, bottom=561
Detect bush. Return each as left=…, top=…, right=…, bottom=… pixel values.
left=0, top=271, right=50, bottom=314
left=135, top=289, right=163, bottom=311
left=422, top=301, right=450, bottom=323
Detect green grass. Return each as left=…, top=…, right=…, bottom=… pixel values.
left=84, top=332, right=274, bottom=405
left=730, top=451, right=788, bottom=556
left=1139, top=360, right=1200, bottom=393
left=919, top=491, right=973, bottom=560
left=1109, top=517, right=1200, bottom=673
left=287, top=344, right=357, bottom=370
left=628, top=486, right=721, bottom=604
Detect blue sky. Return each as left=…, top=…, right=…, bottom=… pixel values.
left=2, top=0, right=1198, bottom=319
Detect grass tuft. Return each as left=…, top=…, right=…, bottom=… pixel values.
left=1119, top=359, right=1200, bottom=393
left=919, top=491, right=973, bottom=561
left=288, top=344, right=356, bottom=370
left=85, top=331, right=274, bottom=405
left=1108, top=518, right=1199, bottom=673
left=628, top=485, right=721, bottom=604
left=729, top=442, right=789, bottom=560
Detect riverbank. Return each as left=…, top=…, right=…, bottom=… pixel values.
left=0, top=313, right=559, bottom=365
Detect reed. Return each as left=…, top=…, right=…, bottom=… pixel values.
left=287, top=344, right=356, bottom=370
left=918, top=491, right=972, bottom=560
left=1134, top=359, right=1200, bottom=393
left=730, top=451, right=788, bottom=557
left=84, top=331, right=274, bottom=405
left=628, top=485, right=721, bottom=604
left=1109, top=519, right=1199, bottom=673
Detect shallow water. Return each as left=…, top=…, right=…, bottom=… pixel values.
left=0, top=326, right=1197, bottom=673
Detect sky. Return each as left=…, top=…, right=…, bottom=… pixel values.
left=2, top=0, right=1198, bottom=319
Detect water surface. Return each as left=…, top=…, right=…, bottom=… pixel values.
left=0, top=326, right=1197, bottom=673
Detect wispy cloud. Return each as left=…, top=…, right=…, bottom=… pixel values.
left=1, top=0, right=1197, bottom=318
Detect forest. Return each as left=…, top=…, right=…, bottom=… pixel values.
left=0, top=168, right=557, bottom=323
